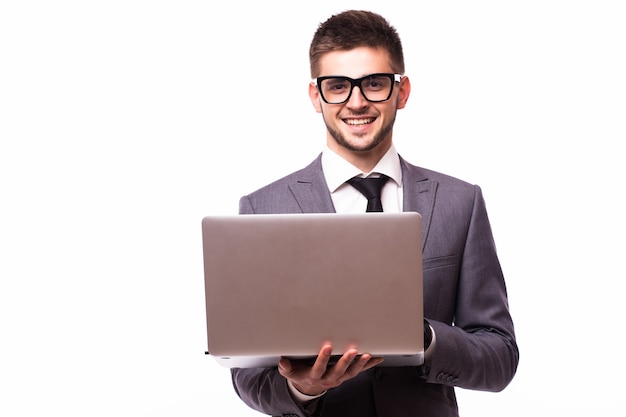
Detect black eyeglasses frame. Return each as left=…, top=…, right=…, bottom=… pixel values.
left=314, top=73, right=402, bottom=104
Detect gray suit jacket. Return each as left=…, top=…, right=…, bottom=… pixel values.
left=232, top=154, right=519, bottom=417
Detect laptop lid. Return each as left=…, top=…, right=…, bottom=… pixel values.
left=201, top=212, right=424, bottom=368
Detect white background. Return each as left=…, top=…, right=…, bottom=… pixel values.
left=1, top=1, right=625, bottom=416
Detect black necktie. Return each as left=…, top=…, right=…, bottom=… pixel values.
left=347, top=174, right=390, bottom=212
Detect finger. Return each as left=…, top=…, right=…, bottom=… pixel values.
left=310, top=344, right=333, bottom=378
left=278, top=357, right=295, bottom=378
left=329, top=348, right=359, bottom=375
left=354, top=354, right=384, bottom=373
left=337, top=352, right=383, bottom=379
left=341, top=352, right=369, bottom=376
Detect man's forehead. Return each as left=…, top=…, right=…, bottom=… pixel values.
left=317, top=47, right=393, bottom=78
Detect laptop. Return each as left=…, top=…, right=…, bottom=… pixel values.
left=201, top=212, right=424, bottom=368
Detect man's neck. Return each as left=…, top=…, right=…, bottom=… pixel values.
left=326, top=140, right=393, bottom=173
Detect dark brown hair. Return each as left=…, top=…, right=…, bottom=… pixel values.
left=309, top=10, right=405, bottom=78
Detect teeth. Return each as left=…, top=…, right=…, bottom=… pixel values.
left=345, top=118, right=374, bottom=126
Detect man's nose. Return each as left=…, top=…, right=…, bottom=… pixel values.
left=346, top=85, right=368, bottom=107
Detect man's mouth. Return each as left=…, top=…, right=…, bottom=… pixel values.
left=344, top=117, right=375, bottom=126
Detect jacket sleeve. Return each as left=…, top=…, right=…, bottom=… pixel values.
left=422, top=185, right=519, bottom=391
left=231, top=367, right=312, bottom=417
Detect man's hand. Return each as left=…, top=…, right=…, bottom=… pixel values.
left=278, top=344, right=384, bottom=396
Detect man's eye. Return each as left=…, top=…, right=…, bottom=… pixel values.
left=328, top=82, right=348, bottom=91
left=364, top=78, right=386, bottom=89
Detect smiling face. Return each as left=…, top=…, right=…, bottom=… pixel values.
left=309, top=47, right=410, bottom=171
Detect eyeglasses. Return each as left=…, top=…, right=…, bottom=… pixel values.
left=314, top=73, right=402, bottom=104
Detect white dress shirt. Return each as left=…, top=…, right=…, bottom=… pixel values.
left=321, top=144, right=403, bottom=213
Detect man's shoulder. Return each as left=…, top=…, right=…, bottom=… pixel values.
left=238, top=154, right=330, bottom=214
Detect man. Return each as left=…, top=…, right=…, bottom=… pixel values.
left=231, top=10, right=518, bottom=417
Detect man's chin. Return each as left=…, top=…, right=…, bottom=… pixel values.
left=335, top=134, right=378, bottom=151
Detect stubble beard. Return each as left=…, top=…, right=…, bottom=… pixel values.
left=325, top=114, right=396, bottom=153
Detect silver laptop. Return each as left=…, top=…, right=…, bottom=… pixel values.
left=201, top=212, right=424, bottom=368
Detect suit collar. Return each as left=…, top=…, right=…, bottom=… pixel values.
left=321, top=145, right=403, bottom=191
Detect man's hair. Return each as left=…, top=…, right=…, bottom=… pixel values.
left=309, top=10, right=405, bottom=79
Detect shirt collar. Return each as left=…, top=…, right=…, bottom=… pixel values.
left=322, top=144, right=402, bottom=193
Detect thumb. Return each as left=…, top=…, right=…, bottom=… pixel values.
left=278, top=358, right=292, bottom=376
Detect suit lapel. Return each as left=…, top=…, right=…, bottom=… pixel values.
left=400, top=158, right=437, bottom=250
left=288, top=155, right=336, bottom=213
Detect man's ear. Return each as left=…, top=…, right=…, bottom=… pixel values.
left=396, top=75, right=411, bottom=109
left=309, top=82, right=323, bottom=113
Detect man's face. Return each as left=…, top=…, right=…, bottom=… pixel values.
left=309, top=47, right=410, bottom=159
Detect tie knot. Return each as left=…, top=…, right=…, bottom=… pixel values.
left=347, top=174, right=389, bottom=212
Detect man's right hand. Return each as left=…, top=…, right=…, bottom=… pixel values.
left=278, top=344, right=384, bottom=397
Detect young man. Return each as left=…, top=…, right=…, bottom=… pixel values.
left=231, top=10, right=518, bottom=417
